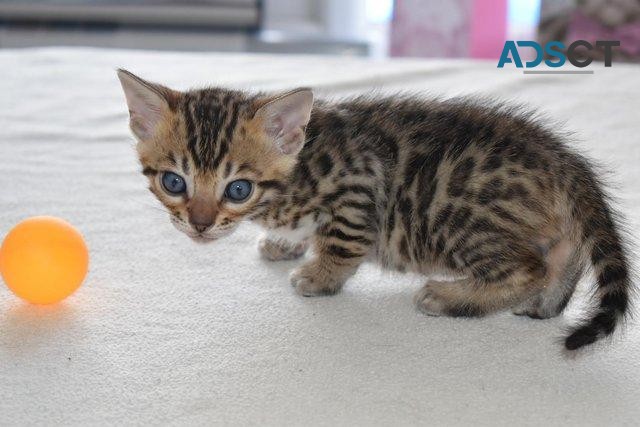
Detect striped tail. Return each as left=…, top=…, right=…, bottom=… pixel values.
left=564, top=195, right=632, bottom=350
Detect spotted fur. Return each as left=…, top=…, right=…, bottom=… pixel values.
left=118, top=69, right=633, bottom=351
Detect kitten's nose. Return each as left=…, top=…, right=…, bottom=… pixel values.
left=191, top=221, right=212, bottom=233
left=187, top=198, right=216, bottom=233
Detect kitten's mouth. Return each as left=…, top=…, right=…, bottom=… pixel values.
left=186, top=227, right=235, bottom=244
left=189, top=234, right=217, bottom=244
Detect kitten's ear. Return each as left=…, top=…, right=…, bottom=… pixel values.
left=254, top=88, right=313, bottom=156
left=116, top=69, right=179, bottom=141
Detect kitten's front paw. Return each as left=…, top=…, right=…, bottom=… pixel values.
left=290, top=263, right=344, bottom=297
left=259, top=237, right=307, bottom=262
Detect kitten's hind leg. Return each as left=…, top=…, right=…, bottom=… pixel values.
left=512, top=242, right=583, bottom=319
left=259, top=236, right=308, bottom=261
left=511, top=264, right=582, bottom=319
left=416, top=247, right=548, bottom=317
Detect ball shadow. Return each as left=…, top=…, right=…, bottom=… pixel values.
left=0, top=301, right=81, bottom=355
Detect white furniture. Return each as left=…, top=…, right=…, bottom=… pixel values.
left=1, top=48, right=639, bottom=426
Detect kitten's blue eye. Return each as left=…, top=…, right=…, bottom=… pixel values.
left=161, top=171, right=186, bottom=195
left=224, top=179, right=253, bottom=202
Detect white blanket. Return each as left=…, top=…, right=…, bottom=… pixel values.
left=1, top=48, right=639, bottom=426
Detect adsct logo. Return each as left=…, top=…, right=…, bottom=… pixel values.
left=498, top=40, right=620, bottom=74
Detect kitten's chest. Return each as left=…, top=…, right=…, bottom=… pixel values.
left=263, top=211, right=326, bottom=244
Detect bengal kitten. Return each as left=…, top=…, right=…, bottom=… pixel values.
left=117, top=69, right=632, bottom=351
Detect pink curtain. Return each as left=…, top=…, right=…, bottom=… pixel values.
left=390, top=0, right=508, bottom=59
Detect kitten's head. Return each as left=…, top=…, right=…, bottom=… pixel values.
left=117, top=69, right=313, bottom=242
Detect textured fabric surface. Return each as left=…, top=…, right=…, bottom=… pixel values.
left=1, top=48, right=639, bottom=426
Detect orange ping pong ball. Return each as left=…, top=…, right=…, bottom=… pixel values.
left=0, top=216, right=88, bottom=304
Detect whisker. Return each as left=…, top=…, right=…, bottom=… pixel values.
left=122, top=197, right=173, bottom=216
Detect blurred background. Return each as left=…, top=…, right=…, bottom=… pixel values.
left=0, top=0, right=638, bottom=62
